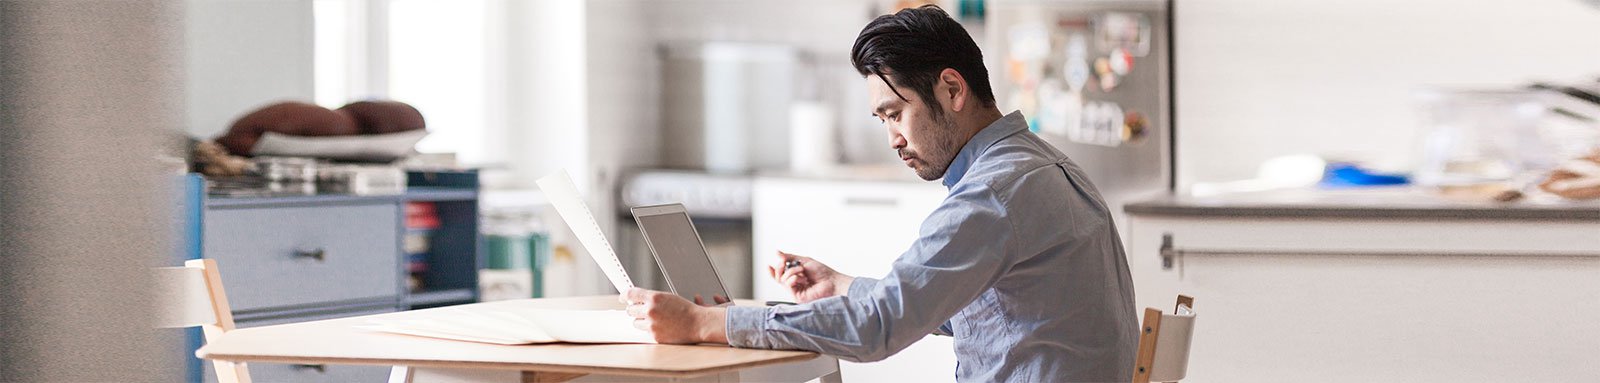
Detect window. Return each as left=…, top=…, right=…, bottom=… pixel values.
left=314, top=0, right=505, bottom=166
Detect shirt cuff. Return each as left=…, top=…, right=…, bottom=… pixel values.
left=846, top=276, right=880, bottom=300
left=724, top=305, right=775, bottom=349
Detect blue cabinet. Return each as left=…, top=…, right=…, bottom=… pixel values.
left=185, top=170, right=481, bottom=382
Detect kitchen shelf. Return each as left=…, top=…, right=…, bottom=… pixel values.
left=405, top=288, right=477, bottom=308
left=404, top=187, right=478, bottom=202
left=206, top=193, right=400, bottom=209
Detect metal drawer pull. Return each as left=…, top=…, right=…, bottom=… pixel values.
left=1160, top=233, right=1179, bottom=270
left=292, top=248, right=326, bottom=262
left=1158, top=232, right=1597, bottom=274
left=290, top=364, right=327, bottom=373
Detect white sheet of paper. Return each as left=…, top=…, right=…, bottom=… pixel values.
left=516, top=309, right=652, bottom=344
left=536, top=170, right=634, bottom=294
left=363, top=307, right=651, bottom=345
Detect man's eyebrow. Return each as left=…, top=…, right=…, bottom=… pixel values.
left=873, top=100, right=897, bottom=117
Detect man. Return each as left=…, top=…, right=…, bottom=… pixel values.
left=625, top=5, right=1138, bottom=382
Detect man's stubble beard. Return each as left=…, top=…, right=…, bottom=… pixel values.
left=913, top=112, right=963, bottom=181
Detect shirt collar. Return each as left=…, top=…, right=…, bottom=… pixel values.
left=942, top=111, right=1027, bottom=189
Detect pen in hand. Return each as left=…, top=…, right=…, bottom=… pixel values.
left=766, top=259, right=803, bottom=306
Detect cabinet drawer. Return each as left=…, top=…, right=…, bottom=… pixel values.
left=205, top=306, right=398, bottom=383
left=752, top=177, right=946, bottom=297
left=204, top=204, right=401, bottom=312
left=751, top=178, right=955, bottom=382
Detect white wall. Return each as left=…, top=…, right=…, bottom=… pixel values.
left=643, top=0, right=885, bottom=165
left=1174, top=0, right=1600, bottom=188
left=503, top=0, right=881, bottom=296
left=184, top=0, right=315, bottom=139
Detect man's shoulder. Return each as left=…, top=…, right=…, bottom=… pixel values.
left=957, top=133, right=1066, bottom=194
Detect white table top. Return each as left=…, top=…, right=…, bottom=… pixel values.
left=197, top=296, right=818, bottom=378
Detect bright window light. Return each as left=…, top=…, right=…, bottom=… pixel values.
left=313, top=0, right=349, bottom=108
left=388, top=0, right=491, bottom=165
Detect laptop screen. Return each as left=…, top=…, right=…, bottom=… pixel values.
left=634, top=207, right=731, bottom=303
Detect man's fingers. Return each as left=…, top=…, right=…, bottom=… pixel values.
left=693, top=294, right=705, bottom=305
left=780, top=265, right=806, bottom=284
left=632, top=318, right=650, bottom=331
left=625, top=302, right=645, bottom=318
left=770, top=252, right=795, bottom=279
left=783, top=271, right=808, bottom=288
left=625, top=287, right=649, bottom=304
left=714, top=294, right=731, bottom=304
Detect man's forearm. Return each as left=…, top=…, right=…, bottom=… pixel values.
left=698, top=306, right=729, bottom=344
left=708, top=275, right=854, bottom=345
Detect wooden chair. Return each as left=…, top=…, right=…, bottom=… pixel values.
left=1132, top=295, right=1197, bottom=383
left=154, top=259, right=253, bottom=383
left=157, top=259, right=416, bottom=383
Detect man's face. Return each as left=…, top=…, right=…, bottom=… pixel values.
left=867, top=74, right=962, bottom=181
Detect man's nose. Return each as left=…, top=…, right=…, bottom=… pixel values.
left=889, top=129, right=907, bottom=150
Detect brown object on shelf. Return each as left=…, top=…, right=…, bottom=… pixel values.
left=215, top=101, right=359, bottom=156
left=338, top=100, right=426, bottom=135
left=1491, top=189, right=1525, bottom=203
left=1538, top=152, right=1600, bottom=200
left=193, top=140, right=254, bottom=177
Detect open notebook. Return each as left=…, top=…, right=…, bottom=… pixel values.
left=363, top=169, right=649, bottom=345
left=360, top=306, right=653, bottom=345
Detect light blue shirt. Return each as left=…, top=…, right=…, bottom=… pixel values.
left=725, top=111, right=1139, bottom=382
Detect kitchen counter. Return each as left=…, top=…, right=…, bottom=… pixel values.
left=756, top=164, right=929, bottom=184
left=1121, top=187, right=1600, bottom=382
left=1124, top=187, right=1600, bottom=221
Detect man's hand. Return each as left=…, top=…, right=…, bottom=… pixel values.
left=767, top=251, right=855, bottom=304
left=622, top=288, right=728, bottom=345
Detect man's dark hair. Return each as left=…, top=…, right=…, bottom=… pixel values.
left=851, top=5, right=995, bottom=116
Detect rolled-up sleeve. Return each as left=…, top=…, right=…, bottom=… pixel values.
left=723, top=184, right=1013, bottom=362
left=847, top=276, right=951, bottom=337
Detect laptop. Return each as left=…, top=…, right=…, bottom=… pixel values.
left=629, top=203, right=733, bottom=305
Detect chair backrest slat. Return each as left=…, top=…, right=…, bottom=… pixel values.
left=154, top=259, right=251, bottom=383
left=1149, top=313, right=1195, bottom=382
left=1132, top=295, right=1196, bottom=383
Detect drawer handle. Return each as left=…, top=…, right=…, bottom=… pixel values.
left=293, top=248, right=326, bottom=262
left=1160, top=233, right=1177, bottom=271
left=290, top=364, right=327, bottom=373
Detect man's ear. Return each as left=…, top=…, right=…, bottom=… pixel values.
left=939, top=68, right=968, bottom=113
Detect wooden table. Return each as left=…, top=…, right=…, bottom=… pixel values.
left=198, top=296, right=841, bottom=382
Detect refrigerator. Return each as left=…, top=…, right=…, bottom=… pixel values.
left=986, top=0, right=1174, bottom=213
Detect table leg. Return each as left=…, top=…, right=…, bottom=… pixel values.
left=818, top=368, right=843, bottom=383
left=389, top=366, right=414, bottom=383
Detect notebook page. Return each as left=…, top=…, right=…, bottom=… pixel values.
left=510, top=308, right=654, bottom=344
left=536, top=170, right=634, bottom=294
left=363, top=308, right=652, bottom=344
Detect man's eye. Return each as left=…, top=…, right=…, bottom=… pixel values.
left=888, top=113, right=900, bottom=121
